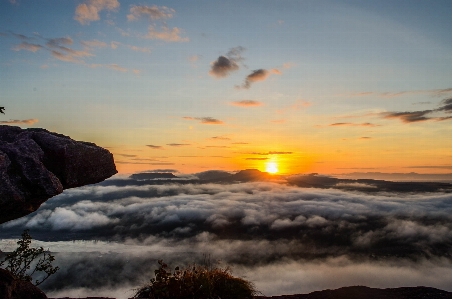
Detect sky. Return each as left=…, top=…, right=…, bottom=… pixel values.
left=1, top=176, right=452, bottom=298
left=1, top=0, right=452, bottom=175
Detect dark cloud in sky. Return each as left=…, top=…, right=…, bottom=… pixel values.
left=383, top=110, right=433, bottom=123
left=210, top=136, right=231, bottom=140
left=166, top=143, right=190, bottom=147
left=183, top=116, right=224, bottom=125
left=2, top=177, right=452, bottom=297
left=383, top=97, right=452, bottom=123
left=238, top=69, right=281, bottom=89
left=439, top=98, right=452, bottom=112
left=241, top=69, right=268, bottom=89
left=145, top=144, right=162, bottom=149
left=209, top=46, right=245, bottom=78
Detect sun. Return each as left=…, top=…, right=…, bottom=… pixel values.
left=265, top=162, right=278, bottom=174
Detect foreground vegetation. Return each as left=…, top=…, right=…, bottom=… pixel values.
left=0, top=230, right=59, bottom=286
left=133, top=259, right=258, bottom=299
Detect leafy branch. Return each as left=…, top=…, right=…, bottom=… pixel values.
left=0, top=230, right=59, bottom=286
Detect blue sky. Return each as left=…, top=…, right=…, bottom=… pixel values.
left=1, top=0, right=452, bottom=174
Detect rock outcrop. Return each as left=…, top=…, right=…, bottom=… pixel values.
left=0, top=125, right=117, bottom=224
left=0, top=268, right=47, bottom=299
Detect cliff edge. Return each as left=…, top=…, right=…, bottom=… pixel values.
left=0, top=125, right=117, bottom=224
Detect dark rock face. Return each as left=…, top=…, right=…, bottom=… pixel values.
left=0, top=125, right=117, bottom=224
left=0, top=268, right=47, bottom=299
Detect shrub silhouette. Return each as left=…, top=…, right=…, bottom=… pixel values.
left=0, top=229, right=59, bottom=286
left=133, top=259, right=257, bottom=299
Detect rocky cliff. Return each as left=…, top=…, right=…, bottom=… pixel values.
left=0, top=125, right=117, bottom=224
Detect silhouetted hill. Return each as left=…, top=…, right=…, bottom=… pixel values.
left=117, top=170, right=452, bottom=193
left=257, top=286, right=452, bottom=299
left=129, top=172, right=179, bottom=180
left=195, top=170, right=233, bottom=180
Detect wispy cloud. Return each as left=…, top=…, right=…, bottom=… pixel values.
left=381, top=98, right=452, bottom=123
left=230, top=100, right=263, bottom=107
left=209, top=136, right=231, bottom=141
left=127, top=5, right=174, bottom=21
left=90, top=63, right=128, bottom=72
left=405, top=165, right=452, bottom=170
left=81, top=39, right=108, bottom=48
left=145, top=25, right=188, bottom=42
left=188, top=54, right=201, bottom=67
left=127, top=5, right=188, bottom=42
left=249, top=151, right=293, bottom=155
left=183, top=117, right=224, bottom=125
left=209, top=47, right=245, bottom=78
left=146, top=145, right=163, bottom=149
left=383, top=110, right=433, bottom=123
left=127, top=45, right=151, bottom=53
left=345, top=87, right=452, bottom=98
left=167, top=143, right=190, bottom=147
left=47, top=37, right=93, bottom=63
left=12, top=42, right=42, bottom=52
left=329, top=122, right=379, bottom=127
left=115, top=154, right=137, bottom=158
left=0, top=119, right=38, bottom=125
left=74, top=0, right=120, bottom=25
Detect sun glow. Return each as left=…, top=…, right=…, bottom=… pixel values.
left=265, top=162, right=279, bottom=174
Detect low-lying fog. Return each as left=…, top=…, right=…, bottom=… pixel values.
left=1, top=174, right=451, bottom=299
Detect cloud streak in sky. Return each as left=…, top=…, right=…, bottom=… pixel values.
left=329, top=122, right=379, bottom=127
left=230, top=100, right=263, bottom=107
left=145, top=145, right=163, bottom=149
left=383, top=97, right=452, bottom=123
left=183, top=117, right=224, bottom=125
left=12, top=42, right=42, bottom=52
left=0, top=119, right=38, bottom=125
left=345, top=87, right=452, bottom=98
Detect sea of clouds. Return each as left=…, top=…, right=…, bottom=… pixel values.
left=1, top=175, right=452, bottom=298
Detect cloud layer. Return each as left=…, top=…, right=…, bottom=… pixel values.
left=2, top=177, right=452, bottom=298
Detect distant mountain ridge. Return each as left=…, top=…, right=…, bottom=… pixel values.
left=124, top=169, right=452, bottom=193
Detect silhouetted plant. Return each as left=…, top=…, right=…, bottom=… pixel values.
left=0, top=229, right=59, bottom=286
left=133, top=259, right=258, bottom=299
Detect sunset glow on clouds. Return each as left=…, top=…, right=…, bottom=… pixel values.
left=1, top=0, right=452, bottom=175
